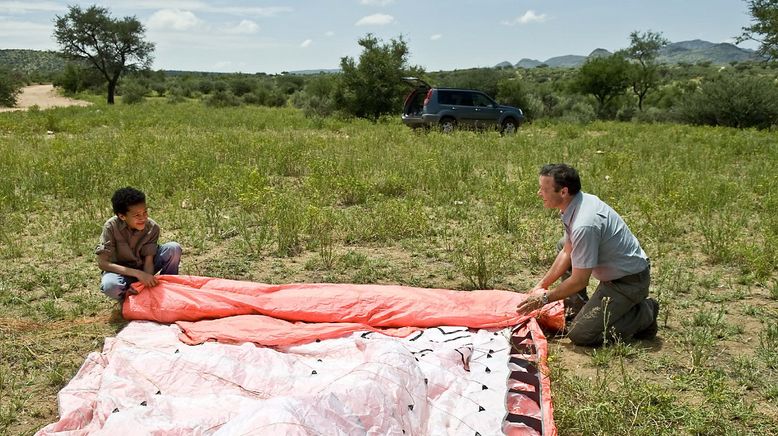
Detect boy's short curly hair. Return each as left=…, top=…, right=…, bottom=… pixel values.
left=111, top=187, right=146, bottom=215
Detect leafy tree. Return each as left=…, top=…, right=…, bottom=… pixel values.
left=677, top=72, right=778, bottom=129
left=53, top=5, right=154, bottom=104
left=621, top=30, right=669, bottom=111
left=0, top=68, right=22, bottom=107
left=574, top=55, right=631, bottom=119
left=738, top=0, right=778, bottom=60
left=337, top=34, right=423, bottom=120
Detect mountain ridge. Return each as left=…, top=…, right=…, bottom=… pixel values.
left=500, top=39, right=763, bottom=69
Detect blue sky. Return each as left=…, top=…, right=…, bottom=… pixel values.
left=0, top=0, right=760, bottom=73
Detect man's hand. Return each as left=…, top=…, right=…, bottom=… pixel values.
left=136, top=271, right=159, bottom=288
left=516, top=293, right=545, bottom=316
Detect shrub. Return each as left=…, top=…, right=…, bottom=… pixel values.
left=677, top=73, right=778, bottom=129
left=496, top=78, right=542, bottom=121
left=204, top=90, right=241, bottom=107
left=120, top=81, right=148, bottom=104
left=0, top=68, right=22, bottom=107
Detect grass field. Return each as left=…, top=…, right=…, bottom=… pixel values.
left=1, top=99, right=776, bottom=435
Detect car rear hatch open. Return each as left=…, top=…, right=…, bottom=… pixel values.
left=402, top=77, right=431, bottom=117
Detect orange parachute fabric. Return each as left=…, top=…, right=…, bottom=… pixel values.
left=122, top=275, right=565, bottom=346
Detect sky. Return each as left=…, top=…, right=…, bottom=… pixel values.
left=0, top=0, right=761, bottom=74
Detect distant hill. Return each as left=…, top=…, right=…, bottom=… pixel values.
left=544, top=55, right=587, bottom=68
left=287, top=68, right=341, bottom=75
left=657, top=39, right=761, bottom=64
left=514, top=39, right=763, bottom=69
left=0, top=49, right=66, bottom=76
left=515, top=58, right=543, bottom=68
left=494, top=61, right=513, bottom=69
left=588, top=48, right=612, bottom=59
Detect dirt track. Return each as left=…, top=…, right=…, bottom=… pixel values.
left=0, top=84, right=91, bottom=112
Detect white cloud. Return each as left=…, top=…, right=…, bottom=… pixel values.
left=0, top=18, right=56, bottom=49
left=224, top=19, right=259, bottom=34
left=360, top=0, right=395, bottom=6
left=300, top=39, right=312, bottom=48
left=430, top=34, right=442, bottom=41
left=0, top=1, right=64, bottom=14
left=148, top=9, right=202, bottom=31
left=502, top=10, right=547, bottom=26
left=355, top=13, right=394, bottom=26
left=325, top=31, right=335, bottom=37
left=109, top=1, right=292, bottom=17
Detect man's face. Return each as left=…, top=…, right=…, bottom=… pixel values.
left=119, top=202, right=148, bottom=231
left=537, top=175, right=567, bottom=209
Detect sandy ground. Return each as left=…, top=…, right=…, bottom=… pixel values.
left=0, top=84, right=91, bottom=112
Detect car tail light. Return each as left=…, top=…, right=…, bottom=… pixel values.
left=423, top=89, right=432, bottom=107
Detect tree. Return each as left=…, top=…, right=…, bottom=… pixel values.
left=53, top=5, right=154, bottom=104
left=621, top=30, right=669, bottom=111
left=574, top=55, right=631, bottom=119
left=337, top=34, right=423, bottom=120
left=738, top=0, right=778, bottom=60
left=0, top=68, right=23, bottom=107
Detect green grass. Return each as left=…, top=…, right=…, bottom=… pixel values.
left=0, top=99, right=777, bottom=434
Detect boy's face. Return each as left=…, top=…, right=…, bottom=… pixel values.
left=118, top=202, right=148, bottom=231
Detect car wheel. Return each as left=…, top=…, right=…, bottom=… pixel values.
left=501, top=118, right=518, bottom=135
left=440, top=117, right=456, bottom=133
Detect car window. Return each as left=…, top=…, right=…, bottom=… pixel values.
left=453, top=91, right=473, bottom=106
left=438, top=90, right=453, bottom=105
left=472, top=93, right=494, bottom=107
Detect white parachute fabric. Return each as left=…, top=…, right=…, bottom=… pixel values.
left=38, top=321, right=522, bottom=435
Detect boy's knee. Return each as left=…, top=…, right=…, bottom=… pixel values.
left=101, top=274, right=127, bottom=300
left=161, top=242, right=182, bottom=260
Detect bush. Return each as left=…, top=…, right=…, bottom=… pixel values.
left=54, top=63, right=105, bottom=95
left=497, top=78, right=541, bottom=121
left=120, top=82, right=148, bottom=104
left=677, top=73, right=778, bottom=129
left=204, top=90, right=241, bottom=107
left=0, top=68, right=23, bottom=107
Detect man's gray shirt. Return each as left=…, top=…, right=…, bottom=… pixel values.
left=562, top=192, right=648, bottom=281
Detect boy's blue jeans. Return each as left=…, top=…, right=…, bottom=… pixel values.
left=100, top=242, right=182, bottom=300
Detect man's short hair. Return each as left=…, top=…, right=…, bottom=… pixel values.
left=111, top=187, right=146, bottom=215
left=539, top=164, right=581, bottom=195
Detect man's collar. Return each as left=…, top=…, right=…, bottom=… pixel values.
left=561, top=192, right=583, bottom=225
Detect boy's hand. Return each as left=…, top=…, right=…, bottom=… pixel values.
left=136, top=271, right=159, bottom=288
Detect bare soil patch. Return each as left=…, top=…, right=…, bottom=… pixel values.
left=0, top=84, right=91, bottom=112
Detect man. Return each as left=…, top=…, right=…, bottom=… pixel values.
left=516, top=164, right=658, bottom=346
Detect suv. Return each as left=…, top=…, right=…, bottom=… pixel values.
left=402, top=78, right=524, bottom=134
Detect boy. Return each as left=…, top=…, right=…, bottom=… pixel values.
left=96, top=187, right=182, bottom=300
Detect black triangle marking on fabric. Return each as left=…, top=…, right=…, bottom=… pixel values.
left=112, top=408, right=119, bottom=413
left=317, top=359, right=323, bottom=362
left=482, top=384, right=488, bottom=390
left=174, top=349, right=180, bottom=354
left=315, top=338, right=321, bottom=342
left=436, top=327, right=467, bottom=335
left=311, top=370, right=318, bottom=375
left=486, top=353, right=493, bottom=358
left=478, top=405, right=485, bottom=412
left=361, top=332, right=372, bottom=338
left=476, top=432, right=482, bottom=436
left=155, top=390, right=161, bottom=395
left=408, top=404, right=414, bottom=411
left=424, top=378, right=428, bottom=385
left=140, top=401, right=147, bottom=406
